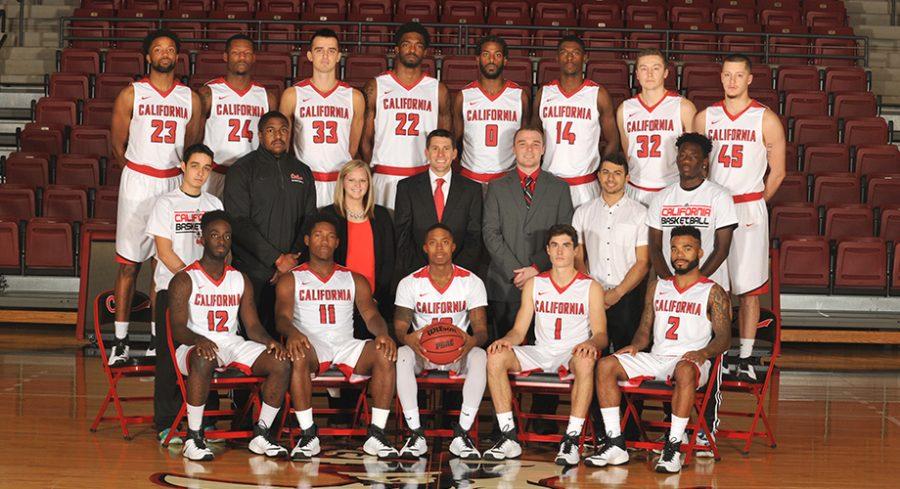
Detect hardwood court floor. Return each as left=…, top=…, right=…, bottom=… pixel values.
left=0, top=347, right=897, bottom=488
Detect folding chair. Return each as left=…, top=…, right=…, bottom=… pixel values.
left=392, top=370, right=479, bottom=442
left=509, top=371, right=595, bottom=447
left=90, top=289, right=155, bottom=439
left=280, top=365, right=370, bottom=447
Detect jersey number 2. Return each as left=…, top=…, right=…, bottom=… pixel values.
left=207, top=310, right=228, bottom=332
left=319, top=304, right=336, bottom=324
left=635, top=134, right=662, bottom=158
left=717, top=144, right=744, bottom=168
left=150, top=119, right=176, bottom=144
left=395, top=113, right=420, bottom=136
left=665, top=316, right=680, bottom=340
left=312, top=120, right=338, bottom=144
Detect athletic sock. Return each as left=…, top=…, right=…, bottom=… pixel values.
left=403, top=408, right=421, bottom=431
left=669, top=415, right=689, bottom=443
left=187, top=403, right=205, bottom=431
left=458, top=404, right=478, bottom=431
left=739, top=338, right=755, bottom=359
left=565, top=416, right=585, bottom=436
left=600, top=407, right=622, bottom=438
left=150, top=321, right=156, bottom=337
left=496, top=411, right=515, bottom=432
left=257, top=402, right=280, bottom=430
left=371, top=407, right=389, bottom=429
left=295, top=408, right=314, bottom=430
left=114, top=321, right=129, bottom=340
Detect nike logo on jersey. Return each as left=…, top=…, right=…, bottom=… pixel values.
left=419, top=293, right=429, bottom=297
left=709, top=119, right=720, bottom=126
left=197, top=285, right=204, bottom=290
left=218, top=96, right=228, bottom=100
left=469, top=101, right=478, bottom=106
left=141, top=96, right=151, bottom=100
left=538, top=291, right=549, bottom=295
left=302, top=98, right=311, bottom=103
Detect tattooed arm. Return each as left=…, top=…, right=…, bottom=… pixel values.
left=618, top=280, right=657, bottom=355
left=683, top=283, right=732, bottom=364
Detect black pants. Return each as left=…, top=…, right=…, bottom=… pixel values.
left=487, top=300, right=520, bottom=343
left=247, top=273, right=278, bottom=339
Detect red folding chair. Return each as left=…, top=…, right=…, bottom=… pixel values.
left=392, top=370, right=479, bottom=442
left=280, top=366, right=370, bottom=446
left=509, top=371, right=595, bottom=447
left=89, top=289, right=155, bottom=439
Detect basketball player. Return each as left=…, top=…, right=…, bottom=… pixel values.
left=167, top=210, right=291, bottom=461
left=485, top=225, right=608, bottom=466
left=533, top=35, right=619, bottom=208
left=586, top=226, right=731, bottom=473
left=451, top=35, right=529, bottom=186
left=274, top=214, right=399, bottom=460
left=695, top=54, right=786, bottom=382
left=280, top=28, right=365, bottom=207
left=361, top=22, right=451, bottom=211
left=199, top=34, right=276, bottom=199
left=109, top=30, right=203, bottom=366
left=393, top=224, right=489, bottom=459
left=619, top=49, right=696, bottom=207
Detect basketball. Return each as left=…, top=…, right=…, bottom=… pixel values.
left=419, top=323, right=466, bottom=365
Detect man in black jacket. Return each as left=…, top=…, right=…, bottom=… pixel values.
left=224, top=111, right=317, bottom=337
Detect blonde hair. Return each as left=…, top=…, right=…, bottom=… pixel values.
left=334, top=159, right=375, bottom=219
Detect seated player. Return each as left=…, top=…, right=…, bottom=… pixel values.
left=485, top=224, right=608, bottom=465
left=586, top=226, right=731, bottom=473
left=393, top=223, right=489, bottom=459
left=275, top=214, right=399, bottom=460
left=167, top=210, right=291, bottom=461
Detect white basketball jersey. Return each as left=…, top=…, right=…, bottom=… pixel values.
left=202, top=79, right=268, bottom=171
left=292, top=80, right=354, bottom=175
left=125, top=79, right=193, bottom=171
left=623, top=92, right=683, bottom=190
left=291, top=264, right=356, bottom=344
left=184, top=262, right=244, bottom=341
left=372, top=72, right=440, bottom=168
left=460, top=81, right=524, bottom=179
left=706, top=100, right=768, bottom=196
left=651, top=277, right=714, bottom=357
left=539, top=80, right=602, bottom=180
left=394, top=265, right=488, bottom=333
left=532, top=272, right=594, bottom=349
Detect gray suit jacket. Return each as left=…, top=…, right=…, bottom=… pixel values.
left=482, top=169, right=575, bottom=303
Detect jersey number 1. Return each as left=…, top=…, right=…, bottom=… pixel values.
left=228, top=119, right=253, bottom=142
left=554, top=318, right=562, bottom=340
left=319, top=304, right=336, bottom=324
left=717, top=144, right=744, bottom=168
left=150, top=119, right=176, bottom=144
left=665, top=316, right=680, bottom=340
left=207, top=310, right=228, bottom=332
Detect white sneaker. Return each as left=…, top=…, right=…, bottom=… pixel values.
left=736, top=359, right=758, bottom=382
left=652, top=432, right=685, bottom=455
left=248, top=423, right=288, bottom=458
left=695, top=431, right=715, bottom=458
left=654, top=436, right=683, bottom=473
left=554, top=432, right=581, bottom=466
left=482, top=428, right=522, bottom=461
left=584, top=435, right=629, bottom=467
left=145, top=336, right=156, bottom=357
left=449, top=458, right=480, bottom=489
left=398, top=429, right=428, bottom=457
left=449, top=424, right=481, bottom=460
left=182, top=430, right=214, bottom=461
left=363, top=424, right=400, bottom=459
left=290, top=425, right=321, bottom=460
left=107, top=338, right=130, bottom=367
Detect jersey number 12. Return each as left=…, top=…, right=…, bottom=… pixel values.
left=207, top=310, right=229, bottom=332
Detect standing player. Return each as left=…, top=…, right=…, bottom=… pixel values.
left=587, top=226, right=731, bottom=473
left=167, top=210, right=291, bottom=461
left=199, top=34, right=276, bottom=199
left=533, top=35, right=619, bottom=208
left=280, top=29, right=365, bottom=207
left=619, top=49, right=696, bottom=207
left=274, top=214, right=400, bottom=460
left=452, top=35, right=529, bottom=186
left=695, top=54, right=786, bottom=382
left=361, top=22, right=451, bottom=211
left=393, top=224, right=489, bottom=459
left=484, top=225, right=608, bottom=466
left=109, top=30, right=203, bottom=366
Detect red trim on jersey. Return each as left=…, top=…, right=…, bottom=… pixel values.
left=560, top=173, right=599, bottom=186
left=311, top=170, right=340, bottom=182
left=460, top=167, right=508, bottom=183
left=668, top=276, right=713, bottom=295
left=412, top=265, right=471, bottom=295
left=635, top=91, right=677, bottom=113
left=137, top=78, right=184, bottom=98
left=318, top=361, right=358, bottom=382
left=714, top=99, right=764, bottom=122
left=115, top=253, right=139, bottom=265
left=388, top=70, right=427, bottom=91
left=627, top=181, right=664, bottom=192
left=295, top=262, right=347, bottom=284
left=732, top=192, right=764, bottom=203
left=372, top=164, right=429, bottom=177
left=548, top=79, right=598, bottom=99
left=207, top=77, right=260, bottom=97
left=296, top=78, right=349, bottom=99
left=225, top=361, right=254, bottom=376
left=540, top=270, right=591, bottom=295
left=185, top=260, right=234, bottom=287
left=466, top=80, right=520, bottom=102
left=126, top=161, right=183, bottom=178
left=211, top=162, right=229, bottom=174
left=744, top=280, right=770, bottom=297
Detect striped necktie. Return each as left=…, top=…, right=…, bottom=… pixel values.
left=523, top=176, right=534, bottom=208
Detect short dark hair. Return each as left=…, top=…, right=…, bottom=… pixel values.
left=303, top=212, right=339, bottom=237
left=723, top=53, right=752, bottom=70
left=600, top=152, right=629, bottom=174
left=395, top=22, right=430, bottom=48
left=201, top=210, right=231, bottom=232
left=143, top=29, right=181, bottom=56
left=558, top=35, right=586, bottom=52
left=425, top=223, right=454, bottom=241
left=675, top=132, right=713, bottom=158
left=546, top=224, right=579, bottom=248
left=257, top=111, right=289, bottom=132
left=671, top=226, right=701, bottom=246
left=225, top=33, right=254, bottom=52
left=310, top=28, right=340, bottom=48
left=514, top=126, right=544, bottom=141
left=183, top=143, right=214, bottom=164
left=635, top=48, right=666, bottom=65
left=426, top=128, right=455, bottom=149
left=478, top=35, right=508, bottom=58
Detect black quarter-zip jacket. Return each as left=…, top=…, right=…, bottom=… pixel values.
left=223, top=147, right=317, bottom=281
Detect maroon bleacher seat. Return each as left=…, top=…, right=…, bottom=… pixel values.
left=760, top=9, right=800, bottom=26
left=348, top=0, right=393, bottom=21
left=855, top=145, right=900, bottom=177
left=95, top=73, right=134, bottom=100
left=866, top=175, right=900, bottom=208
left=832, top=91, right=877, bottom=119
left=769, top=35, right=810, bottom=65
left=0, top=219, right=21, bottom=273
left=843, top=117, right=889, bottom=146
left=681, top=62, right=721, bottom=90
left=83, top=99, right=114, bottom=127
left=586, top=60, right=630, bottom=88
left=34, top=98, right=78, bottom=127
left=441, top=56, right=479, bottom=90
left=502, top=58, right=533, bottom=89
left=254, top=77, right=285, bottom=100
left=825, top=204, right=874, bottom=240
left=536, top=59, right=560, bottom=86
left=626, top=20, right=669, bottom=57
left=93, top=187, right=119, bottom=220
left=206, top=12, right=253, bottom=51
left=786, top=142, right=800, bottom=170
left=42, top=186, right=88, bottom=222
left=813, top=172, right=860, bottom=207
left=59, top=48, right=101, bottom=74
left=70, top=9, right=114, bottom=49
left=579, top=3, right=622, bottom=27
left=48, top=73, right=89, bottom=100
left=770, top=203, right=818, bottom=239
left=750, top=88, right=779, bottom=112
left=69, top=126, right=112, bottom=158
left=25, top=218, right=74, bottom=274
left=162, top=12, right=204, bottom=52
left=720, top=26, right=764, bottom=62
left=490, top=28, right=532, bottom=57
left=4, top=154, right=50, bottom=188
left=306, top=0, right=346, bottom=17
left=824, top=67, right=867, bottom=93
left=750, top=62, right=775, bottom=87
left=671, top=5, right=711, bottom=23
left=104, top=49, right=145, bottom=76
left=671, top=23, right=718, bottom=62
left=218, top=0, right=257, bottom=12
left=792, top=116, right=838, bottom=145
left=834, top=237, right=886, bottom=292
left=256, top=13, right=300, bottom=53
left=170, top=0, right=212, bottom=11
left=625, top=4, right=666, bottom=23
left=805, top=10, right=846, bottom=27
left=114, top=9, right=158, bottom=50
left=194, top=51, right=229, bottom=78
left=534, top=2, right=576, bottom=26
left=487, top=1, right=530, bottom=25
left=776, top=66, right=820, bottom=92
left=395, top=0, right=438, bottom=22
left=344, top=55, right=388, bottom=89
left=124, top=0, right=165, bottom=9
left=582, top=31, right=626, bottom=59
left=803, top=143, right=849, bottom=174
left=769, top=172, right=809, bottom=205
left=814, top=37, right=859, bottom=67
left=686, top=88, right=720, bottom=112
left=56, top=155, right=101, bottom=188
left=784, top=90, right=828, bottom=118
left=18, top=123, right=66, bottom=155
left=715, top=7, right=755, bottom=24
left=779, top=235, right=830, bottom=291
left=604, top=86, right=632, bottom=111
left=252, top=52, right=293, bottom=80
left=0, top=186, right=37, bottom=219
left=261, top=0, right=302, bottom=14
left=879, top=206, right=900, bottom=242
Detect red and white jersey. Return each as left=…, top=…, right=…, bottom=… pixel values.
left=290, top=264, right=356, bottom=344
left=622, top=92, right=683, bottom=190
left=706, top=100, right=768, bottom=196
left=460, top=81, right=524, bottom=181
left=202, top=79, right=268, bottom=171
left=184, top=262, right=245, bottom=341
left=532, top=271, right=594, bottom=350
left=394, top=265, right=488, bottom=333
left=651, top=277, right=714, bottom=357
left=372, top=72, right=440, bottom=170
left=291, top=80, right=354, bottom=175
left=539, top=80, right=602, bottom=181
left=125, top=79, right=193, bottom=172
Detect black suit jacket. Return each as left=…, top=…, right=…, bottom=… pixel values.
left=393, top=171, right=483, bottom=276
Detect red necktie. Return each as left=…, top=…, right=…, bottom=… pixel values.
left=434, top=178, right=445, bottom=222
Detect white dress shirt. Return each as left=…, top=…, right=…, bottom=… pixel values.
left=429, top=168, right=452, bottom=206
left=572, top=193, right=648, bottom=290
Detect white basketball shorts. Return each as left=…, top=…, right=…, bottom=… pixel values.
left=115, top=166, right=181, bottom=264
left=175, top=336, right=266, bottom=376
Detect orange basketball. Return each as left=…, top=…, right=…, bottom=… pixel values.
left=419, top=323, right=466, bottom=365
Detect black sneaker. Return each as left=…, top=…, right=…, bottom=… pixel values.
left=107, top=337, right=130, bottom=367
left=735, top=359, right=758, bottom=382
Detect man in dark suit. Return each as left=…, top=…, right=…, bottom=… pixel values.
left=394, top=129, right=483, bottom=277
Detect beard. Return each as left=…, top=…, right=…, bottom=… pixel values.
left=478, top=64, right=502, bottom=79
left=151, top=61, right=176, bottom=74
left=398, top=55, right=422, bottom=69
left=672, top=258, right=700, bottom=275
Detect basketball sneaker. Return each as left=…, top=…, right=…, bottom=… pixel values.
left=145, top=335, right=156, bottom=357
left=363, top=424, right=400, bottom=459
left=655, top=435, right=683, bottom=473
left=736, top=359, right=758, bottom=382
left=108, top=337, right=130, bottom=367
left=248, top=423, right=288, bottom=458
left=290, top=424, right=320, bottom=460
left=584, top=434, right=629, bottom=467
left=158, top=428, right=183, bottom=446
left=695, top=431, right=715, bottom=458
left=483, top=427, right=522, bottom=461
left=554, top=432, right=581, bottom=466
left=182, top=429, right=214, bottom=461
left=398, top=428, right=428, bottom=457
left=449, top=423, right=481, bottom=459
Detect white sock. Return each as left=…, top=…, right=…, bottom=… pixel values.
left=601, top=407, right=622, bottom=438
left=460, top=348, right=486, bottom=430
left=670, top=415, right=689, bottom=443
left=295, top=408, right=313, bottom=430
left=395, top=346, right=420, bottom=419
left=257, top=402, right=280, bottom=430
left=458, top=404, right=478, bottom=431
left=150, top=321, right=156, bottom=337
left=566, top=416, right=585, bottom=436
left=371, top=407, right=389, bottom=429
left=739, top=338, right=755, bottom=359
left=403, top=408, right=421, bottom=430
left=496, top=411, right=515, bottom=432
left=114, top=321, right=129, bottom=340
left=187, top=403, right=205, bottom=431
